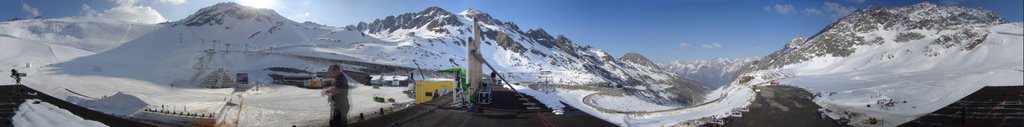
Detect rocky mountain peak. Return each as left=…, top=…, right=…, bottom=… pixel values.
left=745, top=2, right=1011, bottom=71
left=180, top=2, right=288, bottom=26
left=347, top=6, right=463, bottom=34
left=460, top=9, right=484, bottom=16
left=460, top=8, right=503, bottom=26
left=619, top=52, right=661, bottom=70
left=845, top=2, right=1005, bottom=32
left=525, top=28, right=554, bottom=42
left=417, top=6, right=457, bottom=19
left=784, top=36, right=806, bottom=49
left=422, top=6, right=448, bottom=14
left=908, top=2, right=938, bottom=10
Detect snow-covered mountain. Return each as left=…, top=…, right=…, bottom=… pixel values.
left=743, top=2, right=1010, bottom=71
left=660, top=57, right=758, bottom=88
left=729, top=2, right=1022, bottom=126
left=343, top=7, right=709, bottom=105
left=1, top=2, right=710, bottom=126
left=616, top=53, right=708, bottom=105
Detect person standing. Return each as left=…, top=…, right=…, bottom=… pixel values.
left=324, top=65, right=349, bottom=127
left=364, top=76, right=372, bottom=86
left=490, top=72, right=498, bottom=86
left=409, top=72, right=415, bottom=82
left=10, top=69, right=20, bottom=84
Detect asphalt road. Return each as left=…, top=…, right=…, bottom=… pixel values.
left=723, top=85, right=849, bottom=127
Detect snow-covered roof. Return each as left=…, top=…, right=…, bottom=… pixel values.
left=13, top=99, right=108, bottom=127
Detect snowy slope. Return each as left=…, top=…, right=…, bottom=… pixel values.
left=3, top=3, right=386, bottom=127
left=1, top=2, right=709, bottom=126
left=781, top=22, right=1023, bottom=127
left=732, top=2, right=1023, bottom=126
left=660, top=57, right=759, bottom=88
left=0, top=17, right=158, bottom=69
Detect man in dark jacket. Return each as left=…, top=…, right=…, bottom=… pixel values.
left=324, top=65, right=349, bottom=127
left=10, top=69, right=20, bottom=84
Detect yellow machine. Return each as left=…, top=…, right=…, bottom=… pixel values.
left=414, top=80, right=455, bottom=104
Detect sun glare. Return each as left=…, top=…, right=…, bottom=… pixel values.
left=238, top=0, right=276, bottom=9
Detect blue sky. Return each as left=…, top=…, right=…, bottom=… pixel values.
left=3, top=0, right=1022, bottom=62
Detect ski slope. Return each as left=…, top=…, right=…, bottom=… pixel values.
left=0, top=15, right=414, bottom=127
left=775, top=23, right=1024, bottom=126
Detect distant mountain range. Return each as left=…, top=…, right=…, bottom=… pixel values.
left=0, top=2, right=708, bottom=106
left=660, top=57, right=758, bottom=88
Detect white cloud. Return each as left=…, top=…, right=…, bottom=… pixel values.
left=21, top=1, right=40, bottom=18
left=701, top=43, right=722, bottom=49
left=81, top=4, right=100, bottom=17
left=80, top=0, right=168, bottom=24
left=156, top=0, right=186, bottom=5
left=679, top=42, right=691, bottom=48
left=763, top=4, right=797, bottom=15
left=114, top=0, right=140, bottom=5
left=102, top=4, right=168, bottom=24
left=802, top=8, right=823, bottom=15
left=847, top=0, right=868, bottom=4
left=824, top=2, right=857, bottom=19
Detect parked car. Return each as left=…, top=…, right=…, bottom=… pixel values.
left=711, top=119, right=726, bottom=125
left=729, top=112, right=743, bottom=117
left=736, top=107, right=750, bottom=112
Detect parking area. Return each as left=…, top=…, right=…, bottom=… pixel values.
left=722, top=85, right=848, bottom=127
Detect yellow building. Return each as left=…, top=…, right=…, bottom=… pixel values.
left=414, top=80, right=455, bottom=104
left=303, top=79, right=334, bottom=88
